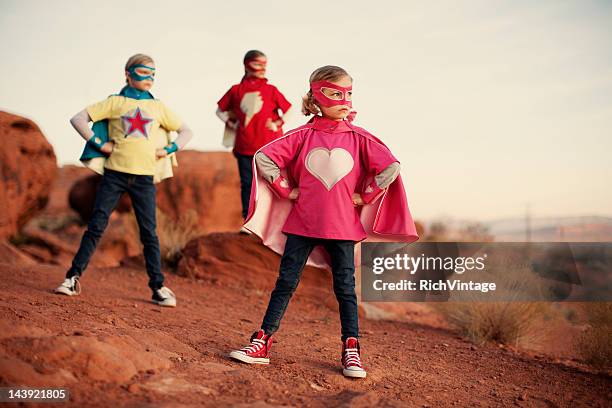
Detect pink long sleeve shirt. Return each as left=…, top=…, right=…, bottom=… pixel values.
left=260, top=115, right=399, bottom=241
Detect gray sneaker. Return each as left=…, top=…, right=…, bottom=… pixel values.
left=152, top=286, right=177, bottom=307
left=54, top=276, right=81, bottom=296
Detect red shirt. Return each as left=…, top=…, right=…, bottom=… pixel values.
left=218, top=77, right=291, bottom=156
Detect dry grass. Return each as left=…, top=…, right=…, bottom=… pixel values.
left=156, top=209, right=203, bottom=268
left=438, top=302, right=548, bottom=347
left=29, top=213, right=82, bottom=232
left=575, top=302, right=612, bottom=370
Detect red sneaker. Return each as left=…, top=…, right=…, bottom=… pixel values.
left=229, top=329, right=273, bottom=365
left=342, top=337, right=367, bottom=378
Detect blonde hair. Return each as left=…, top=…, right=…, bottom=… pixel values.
left=124, top=53, right=155, bottom=83
left=301, top=65, right=353, bottom=116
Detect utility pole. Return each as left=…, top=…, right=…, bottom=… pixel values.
left=525, top=202, right=531, bottom=243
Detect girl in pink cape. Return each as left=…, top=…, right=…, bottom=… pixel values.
left=229, top=65, right=419, bottom=378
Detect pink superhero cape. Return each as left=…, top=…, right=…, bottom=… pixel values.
left=243, top=118, right=419, bottom=269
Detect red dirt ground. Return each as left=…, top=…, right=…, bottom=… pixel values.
left=0, top=234, right=610, bottom=407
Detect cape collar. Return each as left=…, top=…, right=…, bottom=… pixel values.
left=309, top=115, right=353, bottom=133
left=119, top=85, right=154, bottom=100
left=240, top=75, right=268, bottom=86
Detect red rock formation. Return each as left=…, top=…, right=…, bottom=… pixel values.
left=66, top=151, right=243, bottom=234
left=156, top=151, right=243, bottom=234
left=69, top=174, right=132, bottom=221
left=177, top=232, right=350, bottom=315
left=0, top=111, right=57, bottom=239
left=46, top=165, right=90, bottom=217
left=0, top=241, right=36, bottom=266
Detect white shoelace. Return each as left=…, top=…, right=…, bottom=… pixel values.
left=344, top=348, right=363, bottom=368
left=242, top=337, right=266, bottom=354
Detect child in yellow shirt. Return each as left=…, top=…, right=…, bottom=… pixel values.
left=54, top=54, right=193, bottom=307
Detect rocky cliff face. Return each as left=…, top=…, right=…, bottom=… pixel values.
left=0, top=111, right=57, bottom=240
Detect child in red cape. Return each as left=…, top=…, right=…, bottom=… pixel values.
left=216, top=50, right=292, bottom=224
left=229, top=65, right=419, bottom=378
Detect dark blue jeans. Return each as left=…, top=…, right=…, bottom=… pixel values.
left=261, top=233, right=359, bottom=340
left=234, top=151, right=253, bottom=219
left=66, top=169, right=164, bottom=290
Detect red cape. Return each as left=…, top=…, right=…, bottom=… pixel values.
left=244, top=119, right=419, bottom=269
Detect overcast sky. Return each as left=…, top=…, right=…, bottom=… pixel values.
left=1, top=0, right=610, bottom=222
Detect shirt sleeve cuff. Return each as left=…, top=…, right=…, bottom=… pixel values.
left=164, top=142, right=178, bottom=154
left=86, top=135, right=105, bottom=151
left=361, top=181, right=384, bottom=204
left=269, top=176, right=293, bottom=199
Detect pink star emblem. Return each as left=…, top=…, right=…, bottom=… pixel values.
left=122, top=107, right=152, bottom=138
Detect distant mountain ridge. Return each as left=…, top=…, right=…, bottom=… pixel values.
left=423, top=215, right=612, bottom=241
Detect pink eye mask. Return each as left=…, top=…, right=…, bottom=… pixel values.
left=310, top=80, right=353, bottom=108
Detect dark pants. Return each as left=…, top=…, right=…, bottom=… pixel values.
left=261, top=233, right=359, bottom=340
left=66, top=169, right=164, bottom=290
left=234, top=151, right=253, bottom=219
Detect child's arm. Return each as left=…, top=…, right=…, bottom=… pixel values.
left=156, top=102, right=194, bottom=156
left=358, top=162, right=401, bottom=204
left=172, top=123, right=193, bottom=149
left=255, top=152, right=298, bottom=200
left=266, top=87, right=292, bottom=131
left=216, top=87, right=239, bottom=129
left=357, top=135, right=403, bottom=205
left=216, top=108, right=238, bottom=130
left=70, top=109, right=113, bottom=154
left=158, top=122, right=193, bottom=156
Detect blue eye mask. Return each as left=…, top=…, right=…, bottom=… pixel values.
left=128, top=64, right=156, bottom=81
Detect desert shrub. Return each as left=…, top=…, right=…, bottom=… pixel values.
left=156, top=209, right=202, bottom=268
left=575, top=302, right=612, bottom=370
left=438, top=302, right=548, bottom=346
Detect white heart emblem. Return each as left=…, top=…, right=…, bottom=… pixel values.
left=305, top=147, right=354, bottom=190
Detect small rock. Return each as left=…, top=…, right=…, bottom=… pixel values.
left=519, top=393, right=528, bottom=401
left=127, top=383, right=140, bottom=393
left=309, top=382, right=324, bottom=391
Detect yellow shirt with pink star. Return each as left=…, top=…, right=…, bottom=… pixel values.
left=86, top=95, right=182, bottom=175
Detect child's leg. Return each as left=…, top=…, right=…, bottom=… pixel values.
left=261, top=233, right=316, bottom=335
left=66, top=170, right=127, bottom=279
left=322, top=240, right=359, bottom=340
left=233, top=152, right=253, bottom=219
left=126, top=174, right=164, bottom=291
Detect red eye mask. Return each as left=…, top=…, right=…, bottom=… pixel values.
left=245, top=58, right=267, bottom=73
left=310, top=80, right=353, bottom=108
